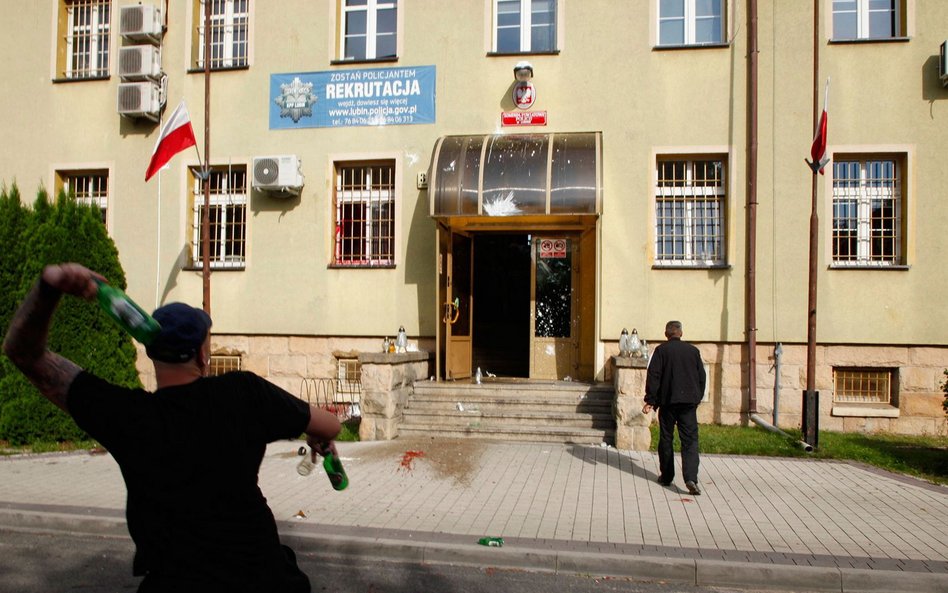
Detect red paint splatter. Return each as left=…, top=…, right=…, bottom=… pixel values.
left=398, top=450, right=425, bottom=472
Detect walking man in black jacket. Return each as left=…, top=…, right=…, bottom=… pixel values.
left=642, top=320, right=706, bottom=495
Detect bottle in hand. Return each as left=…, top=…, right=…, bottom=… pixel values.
left=94, top=279, right=161, bottom=345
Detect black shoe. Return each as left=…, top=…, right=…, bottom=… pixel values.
left=657, top=477, right=672, bottom=486
left=685, top=481, right=702, bottom=495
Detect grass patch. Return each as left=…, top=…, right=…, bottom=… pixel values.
left=652, top=424, right=948, bottom=485
left=0, top=439, right=100, bottom=456
left=336, top=418, right=361, bottom=442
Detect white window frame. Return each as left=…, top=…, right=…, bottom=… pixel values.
left=61, top=170, right=109, bottom=223
left=492, top=0, right=557, bottom=54
left=332, top=162, right=396, bottom=267
left=657, top=0, right=725, bottom=47
left=831, top=0, right=901, bottom=41
left=339, top=0, right=398, bottom=61
left=653, top=157, right=727, bottom=267
left=191, top=165, right=247, bottom=270
left=831, top=157, right=903, bottom=267
left=197, top=0, right=250, bottom=69
left=64, top=0, right=111, bottom=79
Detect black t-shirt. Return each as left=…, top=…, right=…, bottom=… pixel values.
left=68, top=371, right=311, bottom=593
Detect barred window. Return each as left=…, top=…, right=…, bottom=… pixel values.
left=832, top=158, right=903, bottom=266
left=833, top=368, right=893, bottom=405
left=494, top=0, right=556, bottom=53
left=340, top=0, right=398, bottom=61
left=190, top=165, right=247, bottom=269
left=194, top=0, right=249, bottom=69
left=337, top=358, right=362, bottom=398
left=333, top=162, right=395, bottom=267
left=654, top=158, right=726, bottom=266
left=60, top=0, right=111, bottom=79
left=58, top=170, right=108, bottom=224
left=209, top=354, right=241, bottom=376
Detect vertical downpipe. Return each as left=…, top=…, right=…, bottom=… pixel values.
left=747, top=0, right=760, bottom=415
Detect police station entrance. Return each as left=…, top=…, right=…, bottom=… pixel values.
left=429, top=132, right=602, bottom=383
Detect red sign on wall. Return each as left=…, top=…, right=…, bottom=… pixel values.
left=501, top=111, right=547, bottom=126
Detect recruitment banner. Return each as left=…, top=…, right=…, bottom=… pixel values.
left=269, top=65, right=436, bottom=129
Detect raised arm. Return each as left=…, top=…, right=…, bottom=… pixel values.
left=2, top=264, right=101, bottom=411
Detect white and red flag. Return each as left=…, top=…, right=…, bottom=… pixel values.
left=807, top=78, right=830, bottom=175
left=145, top=101, right=198, bottom=181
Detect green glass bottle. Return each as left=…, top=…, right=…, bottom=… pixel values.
left=322, top=452, right=349, bottom=491
left=477, top=537, right=504, bottom=547
left=95, top=279, right=161, bottom=345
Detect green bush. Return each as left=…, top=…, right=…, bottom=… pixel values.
left=0, top=185, right=142, bottom=445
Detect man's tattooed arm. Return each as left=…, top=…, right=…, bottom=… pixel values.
left=2, top=265, right=98, bottom=412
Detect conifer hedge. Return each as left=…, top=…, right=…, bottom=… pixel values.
left=0, top=184, right=142, bottom=445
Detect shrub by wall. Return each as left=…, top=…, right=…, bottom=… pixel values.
left=0, top=186, right=141, bottom=445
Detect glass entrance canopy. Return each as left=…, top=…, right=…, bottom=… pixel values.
left=429, top=132, right=602, bottom=217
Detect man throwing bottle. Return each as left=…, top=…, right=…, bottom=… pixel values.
left=3, top=263, right=341, bottom=592
left=642, top=320, right=706, bottom=496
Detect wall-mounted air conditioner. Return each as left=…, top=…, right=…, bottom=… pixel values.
left=940, top=41, right=948, bottom=87
left=252, top=155, right=304, bottom=195
left=117, top=81, right=162, bottom=120
left=120, top=4, right=162, bottom=44
left=119, top=45, right=161, bottom=80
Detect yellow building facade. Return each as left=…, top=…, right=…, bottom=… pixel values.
left=1, top=0, right=945, bottom=436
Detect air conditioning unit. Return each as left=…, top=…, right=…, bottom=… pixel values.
left=118, top=45, right=161, bottom=80
left=120, top=4, right=162, bottom=44
left=252, top=155, right=304, bottom=194
left=940, top=41, right=948, bottom=87
left=117, top=81, right=162, bottom=120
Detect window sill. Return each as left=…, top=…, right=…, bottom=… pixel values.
left=831, top=403, right=899, bottom=418
left=184, top=265, right=245, bottom=271
left=829, top=36, right=910, bottom=45
left=330, top=57, right=399, bottom=66
left=652, top=263, right=731, bottom=270
left=487, top=51, right=560, bottom=57
left=653, top=42, right=730, bottom=51
left=829, top=264, right=910, bottom=271
left=53, top=75, right=110, bottom=83
left=187, top=65, right=250, bottom=74
left=328, top=263, right=395, bottom=270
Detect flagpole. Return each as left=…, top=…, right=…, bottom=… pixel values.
left=803, top=0, right=821, bottom=449
left=201, top=0, right=212, bottom=317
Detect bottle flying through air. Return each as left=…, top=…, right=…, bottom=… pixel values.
left=94, top=279, right=161, bottom=345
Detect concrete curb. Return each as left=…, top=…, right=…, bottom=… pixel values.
left=2, top=507, right=947, bottom=593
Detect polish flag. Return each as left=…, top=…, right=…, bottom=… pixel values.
left=145, top=101, right=197, bottom=181
left=807, top=78, right=830, bottom=175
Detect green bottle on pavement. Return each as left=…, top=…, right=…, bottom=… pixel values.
left=95, top=279, right=161, bottom=345
left=477, top=537, right=504, bottom=547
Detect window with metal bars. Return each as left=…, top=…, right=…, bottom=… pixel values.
left=209, top=354, right=241, bottom=376
left=832, top=158, right=903, bottom=266
left=193, top=0, right=249, bottom=69
left=340, top=0, right=398, bottom=61
left=333, top=162, right=395, bottom=267
left=60, top=0, right=111, bottom=79
left=833, top=368, right=894, bottom=405
left=493, top=0, right=556, bottom=53
left=190, top=166, right=247, bottom=269
left=654, top=157, right=726, bottom=266
left=336, top=358, right=362, bottom=398
left=58, top=170, right=108, bottom=224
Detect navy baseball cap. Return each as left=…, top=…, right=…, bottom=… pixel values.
left=145, top=303, right=212, bottom=363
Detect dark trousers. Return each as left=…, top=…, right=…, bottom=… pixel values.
left=657, top=404, right=700, bottom=484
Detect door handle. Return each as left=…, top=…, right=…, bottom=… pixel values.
left=443, top=297, right=460, bottom=324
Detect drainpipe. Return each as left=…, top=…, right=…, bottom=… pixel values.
left=746, top=0, right=759, bottom=415
left=751, top=343, right=812, bottom=451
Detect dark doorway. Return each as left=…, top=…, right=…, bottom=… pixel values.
left=472, top=233, right=531, bottom=377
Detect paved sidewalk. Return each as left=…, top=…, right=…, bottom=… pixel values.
left=1, top=438, right=946, bottom=592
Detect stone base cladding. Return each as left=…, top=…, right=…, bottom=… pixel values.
left=135, top=335, right=435, bottom=397
left=608, top=341, right=947, bottom=438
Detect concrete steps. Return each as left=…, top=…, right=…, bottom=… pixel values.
left=400, top=380, right=616, bottom=445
